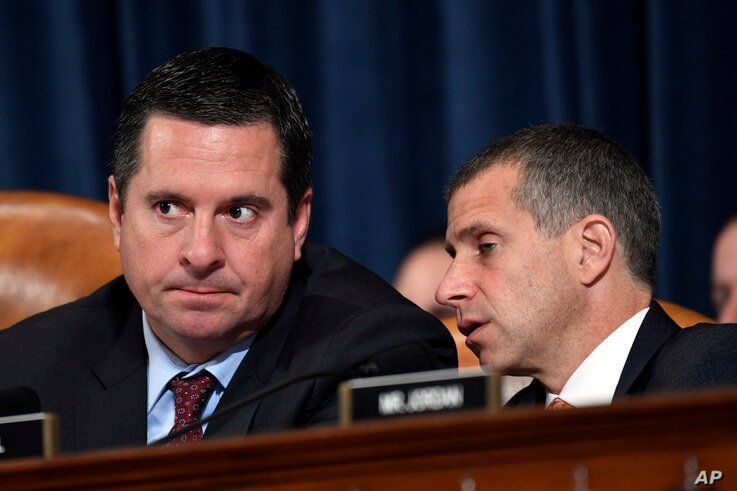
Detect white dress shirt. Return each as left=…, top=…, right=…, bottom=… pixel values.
left=143, top=312, right=254, bottom=444
left=545, top=308, right=650, bottom=408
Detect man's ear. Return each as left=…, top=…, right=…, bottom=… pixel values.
left=292, top=188, right=312, bottom=261
left=108, top=176, right=123, bottom=252
left=569, top=214, right=617, bottom=286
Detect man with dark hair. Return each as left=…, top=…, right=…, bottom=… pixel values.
left=0, top=47, right=456, bottom=452
left=437, top=122, right=737, bottom=408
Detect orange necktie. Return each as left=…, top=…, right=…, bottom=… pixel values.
left=547, top=397, right=575, bottom=410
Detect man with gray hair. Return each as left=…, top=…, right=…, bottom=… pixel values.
left=437, top=123, right=737, bottom=408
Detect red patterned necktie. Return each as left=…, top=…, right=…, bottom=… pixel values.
left=547, top=397, right=575, bottom=410
left=166, top=370, right=217, bottom=445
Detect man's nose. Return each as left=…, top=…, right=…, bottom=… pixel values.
left=181, top=216, right=225, bottom=275
left=435, top=260, right=474, bottom=309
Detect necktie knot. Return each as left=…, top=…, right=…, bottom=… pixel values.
left=167, top=370, right=217, bottom=445
left=169, top=371, right=216, bottom=394
left=547, top=397, right=575, bottom=410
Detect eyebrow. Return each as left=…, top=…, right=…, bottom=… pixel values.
left=444, top=219, right=500, bottom=257
left=457, top=220, right=500, bottom=241
left=145, top=192, right=273, bottom=210
left=145, top=192, right=187, bottom=203
left=226, top=195, right=273, bottom=211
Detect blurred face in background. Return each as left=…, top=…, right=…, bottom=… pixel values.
left=394, top=240, right=455, bottom=319
left=712, top=220, right=737, bottom=323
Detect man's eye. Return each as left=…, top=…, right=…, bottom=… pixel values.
left=227, top=206, right=255, bottom=223
left=157, top=201, right=182, bottom=216
left=479, top=243, right=496, bottom=254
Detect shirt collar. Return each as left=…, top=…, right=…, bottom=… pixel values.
left=546, top=307, right=649, bottom=408
left=143, top=311, right=254, bottom=412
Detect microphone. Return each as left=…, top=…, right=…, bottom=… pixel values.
left=363, top=343, right=441, bottom=376
left=154, top=343, right=438, bottom=445
left=0, top=387, right=41, bottom=417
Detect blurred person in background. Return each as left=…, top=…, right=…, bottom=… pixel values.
left=394, top=230, right=455, bottom=320
left=712, top=214, right=737, bottom=323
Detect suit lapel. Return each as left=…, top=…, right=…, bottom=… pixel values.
left=614, top=300, right=681, bottom=397
left=205, top=262, right=309, bottom=440
left=78, top=305, right=148, bottom=451
left=505, top=378, right=546, bottom=407
left=203, top=355, right=265, bottom=439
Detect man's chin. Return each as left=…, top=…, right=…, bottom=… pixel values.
left=151, top=309, right=240, bottom=337
left=171, top=316, right=239, bottom=338
left=155, top=318, right=250, bottom=363
left=478, top=351, right=513, bottom=374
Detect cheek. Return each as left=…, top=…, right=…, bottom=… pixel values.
left=119, top=219, right=177, bottom=284
left=491, top=253, right=557, bottom=327
left=517, top=244, right=570, bottom=293
left=228, top=226, right=295, bottom=280
left=263, top=239, right=295, bottom=281
left=485, top=258, right=529, bottom=310
left=475, top=259, right=503, bottom=291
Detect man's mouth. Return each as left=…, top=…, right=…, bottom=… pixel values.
left=456, top=318, right=486, bottom=337
left=173, top=287, right=230, bottom=295
left=166, top=287, right=236, bottom=306
left=163, top=287, right=237, bottom=313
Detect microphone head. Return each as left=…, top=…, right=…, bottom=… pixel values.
left=362, top=343, right=439, bottom=377
left=355, top=362, right=380, bottom=377
left=0, top=386, right=41, bottom=417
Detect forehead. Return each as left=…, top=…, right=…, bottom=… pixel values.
left=446, top=164, right=523, bottom=235
left=134, top=114, right=283, bottom=193
left=140, top=114, right=279, bottom=167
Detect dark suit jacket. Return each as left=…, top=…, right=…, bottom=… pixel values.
left=0, top=243, right=457, bottom=453
left=506, top=301, right=737, bottom=407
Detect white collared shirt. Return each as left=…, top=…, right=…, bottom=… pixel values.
left=545, top=308, right=650, bottom=408
left=143, top=312, right=254, bottom=443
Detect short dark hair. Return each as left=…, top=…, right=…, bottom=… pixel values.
left=112, top=47, right=311, bottom=223
left=445, top=122, right=661, bottom=288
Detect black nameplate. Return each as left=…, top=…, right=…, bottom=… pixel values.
left=339, top=368, right=500, bottom=425
left=0, top=413, right=58, bottom=460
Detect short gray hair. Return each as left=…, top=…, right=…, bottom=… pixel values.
left=445, top=123, right=661, bottom=288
